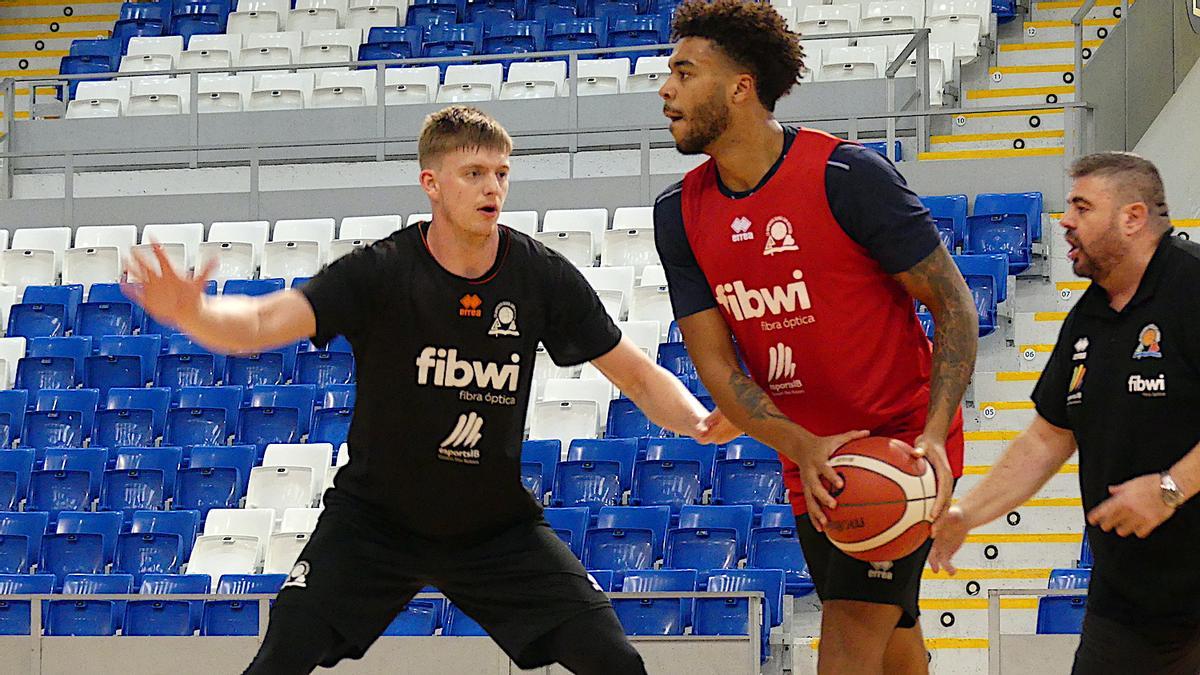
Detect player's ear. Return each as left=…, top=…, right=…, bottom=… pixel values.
left=418, top=168, right=439, bottom=200
left=1119, top=201, right=1149, bottom=235
left=730, top=72, right=756, bottom=105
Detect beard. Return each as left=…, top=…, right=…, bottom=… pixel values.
left=673, top=92, right=732, bottom=155
left=1071, top=221, right=1125, bottom=280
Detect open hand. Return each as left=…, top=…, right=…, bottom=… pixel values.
left=121, top=242, right=216, bottom=331
left=694, top=409, right=743, bottom=445
left=929, top=505, right=969, bottom=574
left=784, top=429, right=870, bottom=531
left=1087, top=473, right=1175, bottom=538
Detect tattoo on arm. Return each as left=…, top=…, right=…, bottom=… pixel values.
left=901, top=247, right=979, bottom=430
left=728, top=370, right=792, bottom=423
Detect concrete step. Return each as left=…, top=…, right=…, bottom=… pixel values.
left=0, top=13, right=116, bottom=36
left=929, top=130, right=1064, bottom=152
left=987, top=63, right=1075, bottom=89
left=964, top=84, right=1076, bottom=107
left=0, top=51, right=68, bottom=72
left=971, top=401, right=1038, bottom=431
left=919, top=600, right=1037, bottom=641
left=1031, top=0, right=1129, bottom=23
left=0, top=30, right=108, bottom=51
left=921, top=568, right=1055, bottom=599
left=1015, top=310, right=1067, bottom=345
left=944, top=108, right=1065, bottom=136
left=998, top=39, right=1101, bottom=66
left=972, top=371, right=1041, bottom=403
left=918, top=147, right=1064, bottom=161
left=959, top=463, right=1079, bottom=499
left=950, top=533, right=1082, bottom=568
left=0, top=0, right=123, bottom=20
left=1021, top=18, right=1118, bottom=43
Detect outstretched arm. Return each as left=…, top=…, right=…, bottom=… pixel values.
left=123, top=243, right=317, bottom=355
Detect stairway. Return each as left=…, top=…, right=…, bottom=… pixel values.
left=920, top=0, right=1130, bottom=162
left=0, top=0, right=119, bottom=122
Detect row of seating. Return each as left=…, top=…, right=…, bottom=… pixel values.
left=922, top=191, right=1044, bottom=273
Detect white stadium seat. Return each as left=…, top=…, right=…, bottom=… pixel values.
left=406, top=213, right=432, bottom=227
left=617, top=320, right=661, bottom=363
left=202, top=508, right=276, bottom=563
left=529, top=400, right=600, bottom=451
left=820, top=45, right=888, bottom=81
left=627, top=56, right=668, bottom=93
left=242, top=31, right=304, bottom=65
left=892, top=41, right=954, bottom=105
left=794, top=19, right=853, bottom=55
left=928, top=0, right=989, bottom=38
left=804, top=3, right=861, bottom=30
left=280, top=507, right=323, bottom=533
left=347, top=4, right=400, bottom=31
left=543, top=378, right=614, bottom=431
left=438, top=64, right=504, bottom=103
left=300, top=28, right=363, bottom=64
left=866, top=0, right=924, bottom=26
left=201, top=220, right=270, bottom=281
left=339, top=215, right=401, bottom=240
left=533, top=230, right=593, bottom=267
left=498, top=211, right=538, bottom=237
left=928, top=14, right=982, bottom=62
left=580, top=266, right=635, bottom=321
left=288, top=0, right=350, bottom=31
left=119, top=53, right=173, bottom=74
left=66, top=80, right=131, bottom=119
left=126, top=36, right=184, bottom=68
left=198, top=73, right=254, bottom=113
left=501, top=61, right=567, bottom=100
left=313, top=69, right=378, bottom=107
left=385, top=67, right=440, bottom=105
left=138, top=222, right=205, bottom=272
left=249, top=71, right=315, bottom=111
left=612, top=206, right=653, bottom=230
left=181, top=34, right=243, bottom=70
left=263, top=442, right=335, bottom=506
left=265, top=532, right=310, bottom=574
left=10, top=226, right=72, bottom=277
left=272, top=218, right=336, bottom=262
left=64, top=225, right=137, bottom=289
left=602, top=227, right=659, bottom=278
left=127, top=76, right=192, bottom=116
left=228, top=0, right=290, bottom=35
left=187, top=536, right=260, bottom=589
left=247, top=465, right=316, bottom=514
left=630, top=282, right=673, bottom=339
left=576, top=57, right=630, bottom=96
left=543, top=208, right=608, bottom=250
left=0, top=336, right=26, bottom=388
left=640, top=264, right=667, bottom=287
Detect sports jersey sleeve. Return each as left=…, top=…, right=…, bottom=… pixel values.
left=826, top=144, right=942, bottom=274
left=541, top=252, right=623, bottom=367
left=299, top=241, right=390, bottom=348
left=1030, top=315, right=1076, bottom=430
left=653, top=181, right=718, bottom=320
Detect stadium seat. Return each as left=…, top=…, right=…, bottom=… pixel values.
left=88, top=335, right=163, bottom=395
left=696, top=569, right=784, bottom=659
left=224, top=351, right=288, bottom=388
left=1047, top=567, right=1091, bottom=590
left=124, top=599, right=194, bottom=636
left=0, top=450, right=34, bottom=511
left=337, top=214, right=401, bottom=243
left=156, top=352, right=217, bottom=390
left=543, top=506, right=589, bottom=558
left=201, top=600, right=260, bottom=636
left=607, top=15, right=665, bottom=62
left=63, top=225, right=136, bottom=289
left=116, top=531, right=185, bottom=584
left=533, top=229, right=594, bottom=267
left=444, top=604, right=488, bottom=636
left=75, top=301, right=134, bottom=340
left=382, top=66, right=442, bottom=105
left=177, top=385, right=243, bottom=431
left=179, top=33, right=240, bottom=70
left=140, top=573, right=209, bottom=632
left=27, top=336, right=92, bottom=382
left=0, top=512, right=49, bottom=574
left=383, top=599, right=440, bottom=636
left=131, top=509, right=201, bottom=560
left=189, top=540, right=258, bottom=593
left=202, top=508, right=275, bottom=565
left=551, top=460, right=621, bottom=514
left=613, top=568, right=696, bottom=635
left=45, top=597, right=119, bottom=636
left=748, top=526, right=814, bottom=596
left=15, top=357, right=76, bottom=397
left=264, top=531, right=308, bottom=574
left=217, top=573, right=288, bottom=594
left=28, top=470, right=93, bottom=522
left=165, top=407, right=229, bottom=448
left=293, top=350, right=354, bottom=387
left=176, top=466, right=242, bottom=519
left=347, top=3, right=401, bottom=30
left=42, top=449, right=107, bottom=504
left=520, top=439, right=561, bottom=503
left=0, top=338, right=25, bottom=389
left=953, top=253, right=1008, bottom=336
left=975, top=191, right=1045, bottom=243
left=201, top=221, right=270, bottom=281
left=224, top=278, right=286, bottom=297
left=185, top=443, right=257, bottom=496
left=438, top=63, right=504, bottom=102
left=289, top=1, right=349, bottom=32
left=530, top=400, right=600, bottom=450
left=34, top=388, right=100, bottom=443
left=921, top=194, right=969, bottom=250
left=713, top=453, right=784, bottom=511
left=166, top=334, right=226, bottom=375
left=630, top=459, right=701, bottom=515
left=101, top=468, right=166, bottom=522
left=594, top=505, right=670, bottom=559
left=678, top=504, right=753, bottom=556
left=644, top=438, right=716, bottom=490
left=606, top=396, right=663, bottom=439
left=247, top=466, right=315, bottom=513
left=500, top=61, right=567, bottom=99
left=566, top=438, right=636, bottom=489
left=311, top=70, right=379, bottom=109
left=0, top=574, right=55, bottom=635
left=114, top=446, right=182, bottom=499
left=965, top=213, right=1030, bottom=275
left=576, top=57, right=631, bottom=95
left=40, top=535, right=108, bottom=591
left=1036, top=595, right=1087, bottom=634
left=0, top=390, right=27, bottom=448
left=23, top=408, right=84, bottom=451
left=7, top=302, right=67, bottom=340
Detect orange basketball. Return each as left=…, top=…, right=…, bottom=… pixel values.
left=818, top=436, right=936, bottom=562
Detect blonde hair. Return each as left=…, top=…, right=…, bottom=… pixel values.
left=418, top=105, right=513, bottom=169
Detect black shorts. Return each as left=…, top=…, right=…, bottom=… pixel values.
left=1072, top=610, right=1200, bottom=675
left=271, top=490, right=613, bottom=669
left=794, top=514, right=932, bottom=629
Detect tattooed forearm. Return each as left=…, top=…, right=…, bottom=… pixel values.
left=898, top=246, right=979, bottom=434
left=728, top=370, right=793, bottom=423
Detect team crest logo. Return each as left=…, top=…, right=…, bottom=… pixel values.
left=488, top=301, right=519, bottom=337
left=283, top=560, right=310, bottom=589
left=1132, top=324, right=1162, bottom=359
left=763, top=216, right=799, bottom=256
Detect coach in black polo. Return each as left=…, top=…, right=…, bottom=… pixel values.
left=928, top=153, right=1200, bottom=674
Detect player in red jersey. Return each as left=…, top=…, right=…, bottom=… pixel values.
left=652, top=2, right=979, bottom=672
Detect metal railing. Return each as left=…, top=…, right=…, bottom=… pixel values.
left=1072, top=0, right=1129, bottom=85
left=987, top=587, right=1088, bottom=675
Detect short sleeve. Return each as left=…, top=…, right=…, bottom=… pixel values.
left=653, top=182, right=718, bottom=320
left=826, top=144, right=942, bottom=274
left=541, top=252, right=623, bottom=367
left=298, top=241, right=390, bottom=348
left=1030, top=317, right=1076, bottom=430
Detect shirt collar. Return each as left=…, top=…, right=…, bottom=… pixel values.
left=1079, top=230, right=1175, bottom=318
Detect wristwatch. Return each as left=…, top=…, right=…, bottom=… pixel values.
left=1160, top=472, right=1185, bottom=509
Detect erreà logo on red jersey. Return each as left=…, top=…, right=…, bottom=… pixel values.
left=714, top=270, right=812, bottom=321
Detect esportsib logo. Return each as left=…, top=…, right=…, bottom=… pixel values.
left=438, top=412, right=484, bottom=464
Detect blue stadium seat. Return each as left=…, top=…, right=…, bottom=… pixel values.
left=216, top=573, right=287, bottom=594
left=317, top=383, right=355, bottom=410
left=15, top=357, right=76, bottom=396
left=34, top=388, right=100, bottom=440
left=543, top=506, right=589, bottom=558
left=630, top=459, right=701, bottom=515
left=953, top=253, right=1009, bottom=336
left=920, top=194, right=969, bottom=249
left=424, top=23, right=482, bottom=59
left=101, top=468, right=165, bottom=522
left=27, top=336, right=92, bottom=382
left=723, top=437, right=775, bottom=461
left=1036, top=595, right=1087, bottom=634
left=40, top=534, right=107, bottom=591
left=583, top=513, right=661, bottom=584
left=23, top=284, right=84, bottom=330
left=176, top=385, right=243, bottom=432
left=140, top=573, right=209, bottom=630
left=606, top=397, right=663, bottom=439
left=165, top=407, right=228, bottom=447
left=87, top=335, right=162, bottom=395
left=0, top=512, right=49, bottom=573
left=407, top=1, right=460, bottom=28
left=43, top=448, right=108, bottom=498
left=93, top=409, right=156, bottom=449
left=644, top=437, right=716, bottom=490
left=53, top=510, right=121, bottom=565
left=130, top=509, right=200, bottom=560
left=310, top=407, right=352, bottom=447
left=224, top=352, right=286, bottom=388
left=546, top=18, right=605, bottom=53
left=607, top=15, right=663, bottom=61
left=613, top=569, right=696, bottom=635
left=551, top=460, right=621, bottom=514
left=174, top=466, right=240, bottom=519
left=124, top=599, right=194, bottom=636
left=481, top=20, right=544, bottom=55
left=444, top=604, right=488, bottom=636
left=74, top=302, right=134, bottom=340
left=705, top=569, right=784, bottom=660
left=471, top=6, right=516, bottom=27
left=201, top=600, right=260, bottom=636
left=713, top=456, right=784, bottom=511
left=975, top=191, right=1043, bottom=242
left=8, top=303, right=67, bottom=339
left=45, top=599, right=117, bottom=636
left=663, top=527, right=737, bottom=584
left=116, top=531, right=183, bottom=584
left=246, top=384, right=317, bottom=434
left=656, top=341, right=695, bottom=379
left=748, top=526, right=814, bottom=596
left=67, top=37, right=121, bottom=69
left=114, top=447, right=182, bottom=499
left=1079, top=533, right=1093, bottom=568
left=361, top=26, right=425, bottom=61
left=966, top=214, right=1030, bottom=275
left=0, top=450, right=34, bottom=511
left=62, top=572, right=133, bottom=630
left=88, top=282, right=143, bottom=327
left=383, top=600, right=440, bottom=636
left=293, top=351, right=354, bottom=387
left=758, top=503, right=793, bottom=529
left=587, top=569, right=614, bottom=591
left=222, top=278, right=284, bottom=297
left=28, top=470, right=93, bottom=522
left=0, top=391, right=28, bottom=448
left=156, top=353, right=217, bottom=389
left=530, top=0, right=578, bottom=24
left=0, top=573, right=54, bottom=635
left=23, top=411, right=83, bottom=450
left=1047, top=567, right=1091, bottom=589
left=165, top=334, right=225, bottom=377
left=595, top=1, right=638, bottom=24
left=182, top=444, right=255, bottom=498
left=112, top=17, right=164, bottom=53
left=679, top=504, right=753, bottom=557
left=101, top=390, right=171, bottom=438
left=595, top=505, right=670, bottom=559
left=173, top=3, right=225, bottom=45
left=567, top=438, right=638, bottom=490
left=520, top=439, right=561, bottom=503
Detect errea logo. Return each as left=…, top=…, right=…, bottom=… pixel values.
left=730, top=217, right=754, bottom=242
left=459, top=294, right=483, bottom=317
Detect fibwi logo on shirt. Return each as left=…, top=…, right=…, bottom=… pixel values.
left=459, top=294, right=483, bottom=317
left=730, top=216, right=754, bottom=242
left=713, top=270, right=812, bottom=322
left=415, top=347, right=521, bottom=392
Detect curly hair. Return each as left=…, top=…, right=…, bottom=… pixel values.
left=671, top=0, right=804, bottom=111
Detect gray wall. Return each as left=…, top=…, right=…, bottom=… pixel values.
left=1134, top=54, right=1200, bottom=219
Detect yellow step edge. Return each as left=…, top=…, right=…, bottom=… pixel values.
left=1174, top=219, right=1199, bottom=227
left=951, top=497, right=1081, bottom=507
left=0, top=68, right=55, bottom=77
left=1036, top=0, right=1128, bottom=8
left=0, top=111, right=32, bottom=119
left=0, top=30, right=111, bottom=40
left=976, top=400, right=1035, bottom=411
left=965, top=532, right=1083, bottom=543
left=995, top=371, right=1042, bottom=381
left=964, top=430, right=1020, bottom=442
left=0, top=0, right=121, bottom=6
left=920, top=598, right=1040, bottom=611
left=14, top=87, right=59, bottom=95
left=963, top=463, right=1078, bottom=475
left=1000, top=40, right=1102, bottom=51
left=930, top=130, right=1064, bottom=144
left=1056, top=280, right=1089, bottom=291
left=810, top=637, right=989, bottom=651
left=1050, top=212, right=1064, bottom=218
left=960, top=107, right=1064, bottom=119
left=919, top=148, right=1064, bottom=161
left=0, top=50, right=68, bottom=58
left=924, top=567, right=1051, bottom=580
left=1017, top=343, right=1055, bottom=353
left=0, top=14, right=118, bottom=26
left=1035, top=311, right=1068, bottom=321
left=989, top=64, right=1074, bottom=74
left=1025, top=18, right=1121, bottom=27
left=966, top=85, right=1075, bottom=100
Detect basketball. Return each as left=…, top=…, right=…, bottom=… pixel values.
left=819, top=437, right=937, bottom=562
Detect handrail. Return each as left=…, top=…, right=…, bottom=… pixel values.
left=987, top=587, right=1088, bottom=675
left=1072, top=0, right=1128, bottom=90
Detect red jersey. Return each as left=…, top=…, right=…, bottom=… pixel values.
left=668, top=127, right=964, bottom=514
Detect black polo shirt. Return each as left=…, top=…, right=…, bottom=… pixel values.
left=1032, top=231, right=1200, bottom=627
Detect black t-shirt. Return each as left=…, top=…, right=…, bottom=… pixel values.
left=300, top=223, right=622, bottom=544
left=654, top=126, right=942, bottom=319
left=1031, top=232, right=1200, bottom=626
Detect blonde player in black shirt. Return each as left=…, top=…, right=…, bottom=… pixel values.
left=124, top=106, right=740, bottom=674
